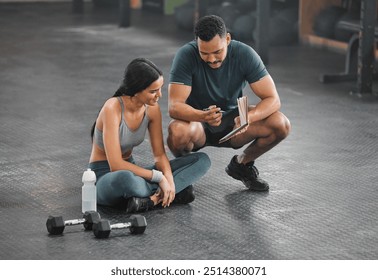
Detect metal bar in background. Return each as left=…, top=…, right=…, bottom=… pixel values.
left=119, top=0, right=131, bottom=28
left=256, top=0, right=271, bottom=65
left=198, top=0, right=208, bottom=19
left=72, top=0, right=84, bottom=14
left=354, top=0, right=377, bottom=96
left=194, top=0, right=208, bottom=24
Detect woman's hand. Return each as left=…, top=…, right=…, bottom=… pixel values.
left=158, top=175, right=175, bottom=207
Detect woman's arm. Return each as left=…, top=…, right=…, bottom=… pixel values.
left=148, top=104, right=176, bottom=206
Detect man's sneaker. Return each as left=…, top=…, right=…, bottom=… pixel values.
left=125, top=197, right=154, bottom=213
left=225, top=155, right=269, bottom=191
left=173, top=185, right=195, bottom=204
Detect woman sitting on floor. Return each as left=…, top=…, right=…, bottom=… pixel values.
left=88, top=58, right=210, bottom=212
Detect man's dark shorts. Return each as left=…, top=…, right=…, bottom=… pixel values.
left=197, top=107, right=239, bottom=149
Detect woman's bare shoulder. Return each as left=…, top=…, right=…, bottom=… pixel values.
left=147, top=103, right=162, bottom=119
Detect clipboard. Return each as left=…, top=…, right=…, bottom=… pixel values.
left=218, top=96, right=249, bottom=144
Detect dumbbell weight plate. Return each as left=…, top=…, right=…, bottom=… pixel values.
left=83, top=211, right=101, bottom=230
left=46, top=216, right=65, bottom=235
left=92, top=219, right=111, bottom=238
left=128, top=215, right=147, bottom=234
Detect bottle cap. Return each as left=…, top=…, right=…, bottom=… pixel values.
left=82, top=168, right=96, bottom=183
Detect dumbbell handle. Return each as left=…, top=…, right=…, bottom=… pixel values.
left=64, top=218, right=86, bottom=226
left=110, top=222, right=132, bottom=229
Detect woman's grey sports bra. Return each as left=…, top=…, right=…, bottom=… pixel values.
left=93, top=97, right=149, bottom=154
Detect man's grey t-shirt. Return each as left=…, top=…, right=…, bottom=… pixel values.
left=169, top=40, right=268, bottom=111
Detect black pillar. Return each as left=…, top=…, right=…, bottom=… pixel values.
left=256, top=0, right=270, bottom=65
left=119, top=0, right=131, bottom=28
left=354, top=0, right=377, bottom=97
left=194, top=0, right=208, bottom=24
left=72, top=0, right=84, bottom=14
left=198, top=0, right=208, bottom=19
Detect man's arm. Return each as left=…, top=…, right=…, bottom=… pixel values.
left=168, top=83, right=222, bottom=125
left=248, top=74, right=281, bottom=124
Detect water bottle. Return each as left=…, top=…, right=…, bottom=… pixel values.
left=82, top=168, right=96, bottom=213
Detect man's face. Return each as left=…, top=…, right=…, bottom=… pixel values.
left=197, top=33, right=231, bottom=69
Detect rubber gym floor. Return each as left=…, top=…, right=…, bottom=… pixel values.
left=1, top=2, right=378, bottom=260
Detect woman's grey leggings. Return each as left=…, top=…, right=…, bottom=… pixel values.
left=89, top=152, right=211, bottom=207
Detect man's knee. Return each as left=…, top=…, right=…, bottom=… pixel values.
left=272, top=112, right=291, bottom=140
left=167, top=121, right=194, bottom=156
left=168, top=121, right=191, bottom=146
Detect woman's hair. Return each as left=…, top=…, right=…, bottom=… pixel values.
left=113, top=57, right=163, bottom=97
left=194, top=15, right=227, bottom=42
left=91, top=58, right=163, bottom=139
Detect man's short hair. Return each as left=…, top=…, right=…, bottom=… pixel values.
left=194, top=15, right=227, bottom=41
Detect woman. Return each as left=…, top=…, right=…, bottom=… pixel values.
left=88, top=58, right=210, bottom=213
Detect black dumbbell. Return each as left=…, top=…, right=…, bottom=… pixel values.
left=93, top=215, right=147, bottom=238
left=46, top=211, right=101, bottom=235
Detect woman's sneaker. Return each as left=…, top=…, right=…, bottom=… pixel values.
left=125, top=197, right=154, bottom=213
left=225, top=155, right=269, bottom=191
left=173, top=185, right=195, bottom=204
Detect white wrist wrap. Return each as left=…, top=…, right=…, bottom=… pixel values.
left=151, top=169, right=163, bottom=183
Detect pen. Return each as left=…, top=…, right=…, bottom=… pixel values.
left=203, top=108, right=225, bottom=113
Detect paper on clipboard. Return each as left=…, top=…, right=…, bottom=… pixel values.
left=218, top=96, right=249, bottom=144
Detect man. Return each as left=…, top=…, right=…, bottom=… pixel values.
left=167, top=15, right=290, bottom=191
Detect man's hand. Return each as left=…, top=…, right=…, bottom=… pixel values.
left=203, top=105, right=222, bottom=126
left=233, top=116, right=249, bottom=136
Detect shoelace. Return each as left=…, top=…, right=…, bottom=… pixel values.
left=246, top=165, right=259, bottom=179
